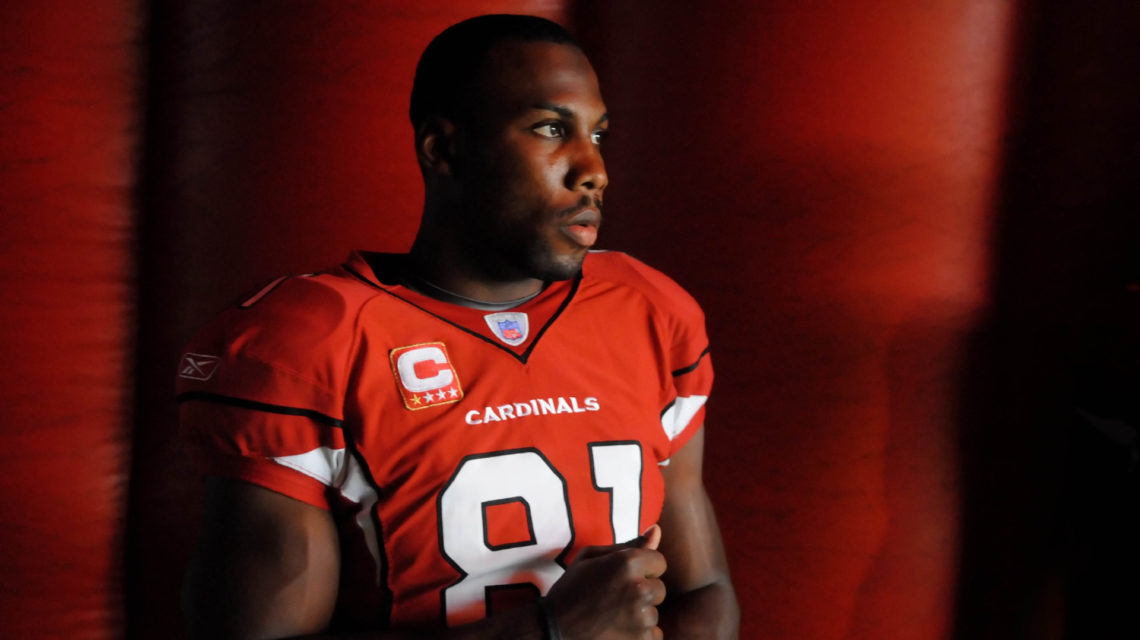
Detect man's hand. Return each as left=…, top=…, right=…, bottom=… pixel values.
left=544, top=524, right=667, bottom=640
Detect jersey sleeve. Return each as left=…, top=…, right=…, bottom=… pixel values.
left=176, top=273, right=363, bottom=509
left=592, top=252, right=714, bottom=457
left=655, top=279, right=713, bottom=457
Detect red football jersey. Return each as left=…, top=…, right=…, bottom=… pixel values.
left=178, top=250, right=713, bottom=632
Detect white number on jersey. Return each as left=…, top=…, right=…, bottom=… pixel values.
left=437, top=442, right=645, bottom=625
left=589, top=441, right=643, bottom=544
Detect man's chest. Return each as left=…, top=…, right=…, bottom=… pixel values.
left=339, top=301, right=674, bottom=624
left=346, top=297, right=673, bottom=470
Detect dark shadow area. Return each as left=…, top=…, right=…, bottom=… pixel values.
left=954, top=1, right=1140, bottom=638
left=125, top=3, right=204, bottom=639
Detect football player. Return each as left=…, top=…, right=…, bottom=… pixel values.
left=181, top=14, right=738, bottom=640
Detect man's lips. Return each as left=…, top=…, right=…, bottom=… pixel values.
left=561, top=208, right=601, bottom=248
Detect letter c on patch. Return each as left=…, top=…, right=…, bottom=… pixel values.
left=396, top=346, right=453, bottom=392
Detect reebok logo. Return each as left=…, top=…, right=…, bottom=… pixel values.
left=179, top=353, right=220, bottom=381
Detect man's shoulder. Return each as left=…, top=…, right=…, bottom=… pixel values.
left=581, top=250, right=705, bottom=319
left=185, top=258, right=387, bottom=364
left=239, top=263, right=380, bottom=323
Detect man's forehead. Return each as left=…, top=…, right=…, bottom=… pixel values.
left=467, top=39, right=606, bottom=122
left=480, top=41, right=598, bottom=91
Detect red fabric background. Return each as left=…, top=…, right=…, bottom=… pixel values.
left=574, top=2, right=1013, bottom=637
left=0, top=2, right=137, bottom=638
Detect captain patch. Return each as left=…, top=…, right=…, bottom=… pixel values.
left=390, top=342, right=464, bottom=410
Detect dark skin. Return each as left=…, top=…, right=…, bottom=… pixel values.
left=183, top=40, right=739, bottom=639
left=409, top=39, right=608, bottom=301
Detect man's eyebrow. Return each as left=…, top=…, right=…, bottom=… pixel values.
left=533, top=103, right=609, bottom=126
left=534, top=103, right=574, bottom=118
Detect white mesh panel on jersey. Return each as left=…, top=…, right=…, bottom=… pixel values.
left=271, top=447, right=384, bottom=585
left=272, top=446, right=347, bottom=486
left=660, top=395, right=708, bottom=441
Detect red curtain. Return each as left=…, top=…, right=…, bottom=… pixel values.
left=575, top=1, right=1015, bottom=638
left=0, top=2, right=138, bottom=638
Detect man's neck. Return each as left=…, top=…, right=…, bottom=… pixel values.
left=405, top=239, right=544, bottom=306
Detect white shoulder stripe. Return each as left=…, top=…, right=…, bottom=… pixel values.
left=660, top=395, right=708, bottom=441
left=271, top=446, right=347, bottom=487
left=270, top=447, right=384, bottom=585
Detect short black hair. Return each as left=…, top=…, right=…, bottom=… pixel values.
left=409, top=14, right=580, bottom=131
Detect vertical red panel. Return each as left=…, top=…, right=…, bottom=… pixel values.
left=576, top=1, right=1015, bottom=637
left=0, top=2, right=137, bottom=639
left=131, top=3, right=570, bottom=637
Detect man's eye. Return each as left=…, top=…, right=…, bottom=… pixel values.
left=591, top=130, right=608, bottom=145
left=534, top=123, right=565, bottom=138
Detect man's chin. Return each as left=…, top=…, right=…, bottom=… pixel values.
left=535, top=251, right=587, bottom=281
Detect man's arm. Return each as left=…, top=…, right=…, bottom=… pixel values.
left=182, top=477, right=343, bottom=639
left=183, top=477, right=667, bottom=640
left=657, top=426, right=740, bottom=638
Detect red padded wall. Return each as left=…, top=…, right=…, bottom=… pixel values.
left=0, top=2, right=137, bottom=639
left=574, top=1, right=1015, bottom=638
left=130, top=3, right=571, bottom=637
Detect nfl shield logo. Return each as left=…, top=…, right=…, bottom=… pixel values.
left=498, top=319, right=522, bottom=341
left=483, top=311, right=529, bottom=347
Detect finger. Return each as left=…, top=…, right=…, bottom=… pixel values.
left=639, top=524, right=661, bottom=551
left=641, top=576, right=667, bottom=606
left=576, top=527, right=657, bottom=561
left=626, top=548, right=667, bottom=581
left=574, top=542, right=627, bottom=561
left=629, top=601, right=660, bottom=633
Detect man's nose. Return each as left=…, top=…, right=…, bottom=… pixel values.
left=566, top=139, right=608, bottom=193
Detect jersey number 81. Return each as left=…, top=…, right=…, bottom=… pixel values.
left=437, top=442, right=642, bottom=625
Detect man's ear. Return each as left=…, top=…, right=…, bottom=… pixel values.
left=416, top=116, right=461, bottom=177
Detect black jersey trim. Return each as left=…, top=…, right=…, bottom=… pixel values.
left=176, top=391, right=344, bottom=428
left=342, top=437, right=395, bottom=628
left=343, top=260, right=582, bottom=365
left=343, top=262, right=385, bottom=289
left=671, top=346, right=710, bottom=377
